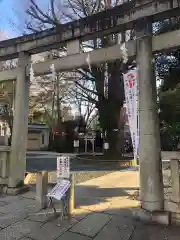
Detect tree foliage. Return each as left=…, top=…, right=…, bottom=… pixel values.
left=156, top=17, right=180, bottom=149
left=158, top=51, right=180, bottom=128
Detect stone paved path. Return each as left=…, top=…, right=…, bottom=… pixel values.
left=0, top=170, right=179, bottom=239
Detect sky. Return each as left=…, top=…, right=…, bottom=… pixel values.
left=0, top=0, right=21, bottom=38
left=0, top=0, right=51, bottom=39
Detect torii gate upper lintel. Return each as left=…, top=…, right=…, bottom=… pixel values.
left=0, top=0, right=179, bottom=61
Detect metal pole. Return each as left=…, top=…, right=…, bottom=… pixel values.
left=85, top=137, right=87, bottom=153
left=92, top=137, right=95, bottom=153
left=67, top=174, right=74, bottom=218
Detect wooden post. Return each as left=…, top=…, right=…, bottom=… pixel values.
left=36, top=171, right=48, bottom=209
left=170, top=159, right=180, bottom=203
left=67, top=174, right=75, bottom=218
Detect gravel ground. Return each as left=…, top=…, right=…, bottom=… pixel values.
left=73, top=171, right=114, bottom=184
left=74, top=168, right=171, bottom=186
left=27, top=171, right=114, bottom=185
left=49, top=171, right=114, bottom=184
left=27, top=168, right=172, bottom=192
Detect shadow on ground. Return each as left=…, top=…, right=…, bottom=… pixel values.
left=75, top=185, right=139, bottom=208
left=0, top=182, right=179, bottom=239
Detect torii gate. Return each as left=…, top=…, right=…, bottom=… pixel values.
left=0, top=0, right=179, bottom=216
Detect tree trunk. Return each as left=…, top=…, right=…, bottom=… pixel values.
left=93, top=59, right=125, bottom=159
left=106, top=61, right=124, bottom=158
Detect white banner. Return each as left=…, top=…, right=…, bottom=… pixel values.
left=57, top=156, right=70, bottom=180
left=123, top=69, right=139, bottom=161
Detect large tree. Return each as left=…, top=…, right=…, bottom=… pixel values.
left=24, top=0, right=126, bottom=158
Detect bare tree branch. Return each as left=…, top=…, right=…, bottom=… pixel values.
left=74, top=80, right=97, bottom=96
left=50, top=0, right=59, bottom=23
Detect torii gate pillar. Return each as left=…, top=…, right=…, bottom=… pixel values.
left=8, top=52, right=30, bottom=188
left=136, top=19, right=164, bottom=211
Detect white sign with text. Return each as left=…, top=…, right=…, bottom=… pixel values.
left=47, top=179, right=71, bottom=200
left=57, top=156, right=70, bottom=180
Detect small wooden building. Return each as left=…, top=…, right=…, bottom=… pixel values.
left=27, top=124, right=50, bottom=151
